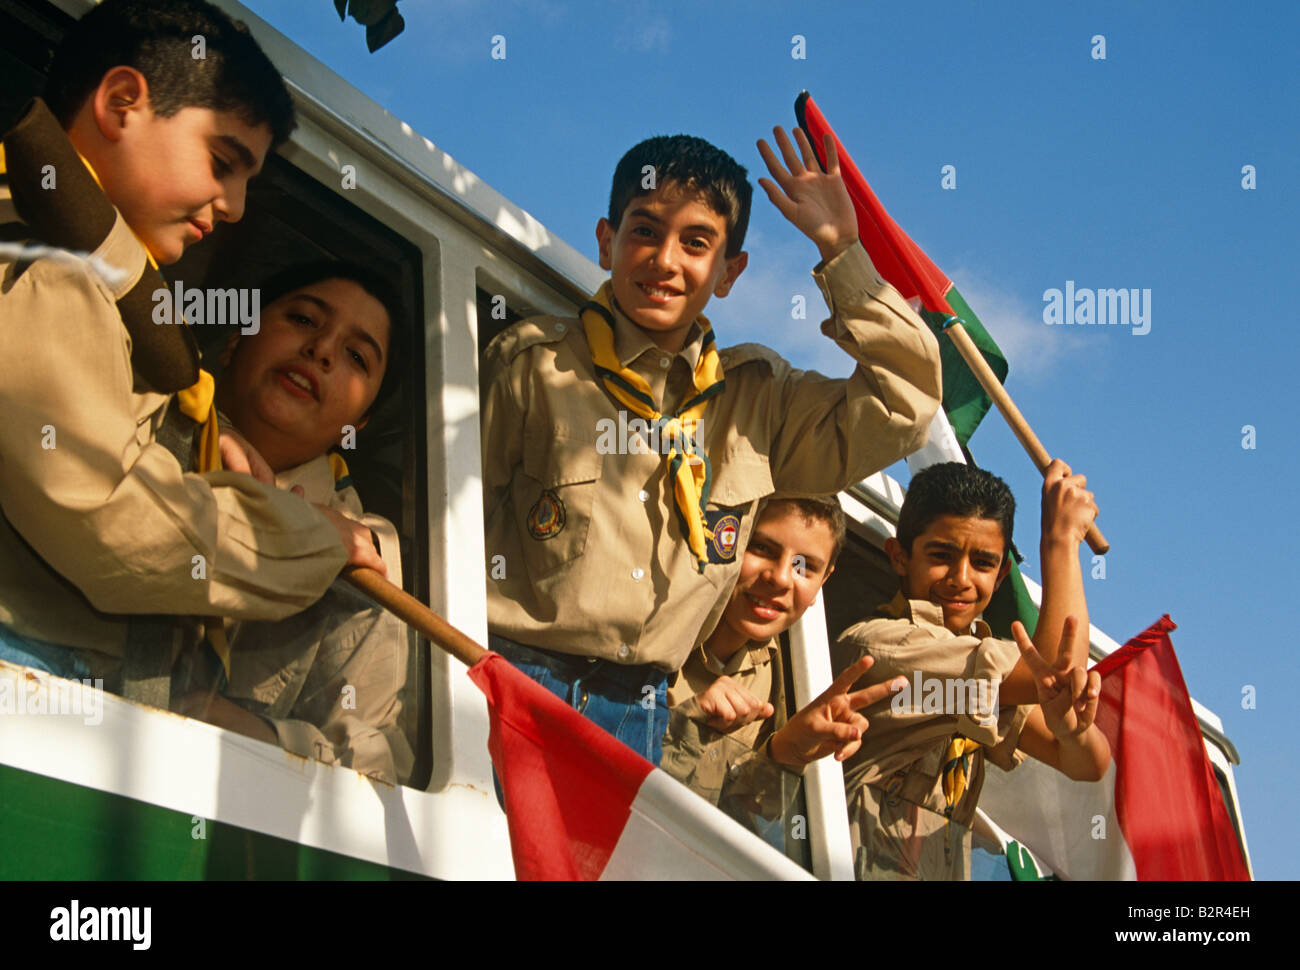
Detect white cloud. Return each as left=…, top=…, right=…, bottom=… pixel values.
left=945, top=266, right=1093, bottom=384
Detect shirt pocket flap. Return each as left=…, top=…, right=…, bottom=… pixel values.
left=524, top=432, right=603, bottom=488
left=707, top=445, right=773, bottom=507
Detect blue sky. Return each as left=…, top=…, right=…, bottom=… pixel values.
left=239, top=0, right=1298, bottom=878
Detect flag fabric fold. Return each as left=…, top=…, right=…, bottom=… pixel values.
left=467, top=652, right=813, bottom=881
left=978, top=616, right=1250, bottom=880
left=796, top=91, right=1007, bottom=446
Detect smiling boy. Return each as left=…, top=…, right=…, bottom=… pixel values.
left=663, top=497, right=904, bottom=812
left=834, top=460, right=1110, bottom=880
left=481, top=130, right=941, bottom=766
left=0, top=0, right=378, bottom=697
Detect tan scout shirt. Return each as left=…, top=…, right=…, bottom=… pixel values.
left=834, top=593, right=1030, bottom=879
left=662, top=637, right=796, bottom=820
left=0, top=209, right=346, bottom=664
left=667, top=639, right=778, bottom=754
left=482, top=242, right=941, bottom=670
left=222, top=453, right=414, bottom=784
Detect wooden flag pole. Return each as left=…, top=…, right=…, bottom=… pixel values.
left=343, top=566, right=487, bottom=667
left=944, top=321, right=1110, bottom=555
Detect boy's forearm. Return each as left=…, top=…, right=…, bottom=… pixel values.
left=765, top=243, right=941, bottom=492
left=1034, top=535, right=1089, bottom=667
left=1052, top=724, right=1110, bottom=781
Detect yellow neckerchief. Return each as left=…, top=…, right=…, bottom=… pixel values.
left=941, top=735, right=982, bottom=817
left=579, top=282, right=725, bottom=573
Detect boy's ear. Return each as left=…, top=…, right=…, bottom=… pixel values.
left=817, top=562, right=835, bottom=589
left=91, top=67, right=151, bottom=142
left=884, top=536, right=908, bottom=578
left=596, top=218, right=615, bottom=271
left=712, top=251, right=748, bottom=298
left=993, top=556, right=1012, bottom=591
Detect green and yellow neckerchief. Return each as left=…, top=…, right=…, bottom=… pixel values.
left=579, top=282, right=725, bottom=573
left=941, top=734, right=981, bottom=816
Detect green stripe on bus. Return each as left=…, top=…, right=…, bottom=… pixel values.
left=0, top=763, right=429, bottom=880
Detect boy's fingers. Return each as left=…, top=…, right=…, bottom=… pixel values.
left=1053, top=617, right=1079, bottom=673
left=791, top=125, right=819, bottom=171
left=1012, top=622, right=1051, bottom=676
left=1079, top=671, right=1102, bottom=727
left=825, top=654, right=875, bottom=696
left=821, top=132, right=839, bottom=175
left=756, top=177, right=797, bottom=221
left=773, top=126, right=805, bottom=176
left=291, top=485, right=306, bottom=498
left=756, top=140, right=792, bottom=187
left=846, top=676, right=906, bottom=711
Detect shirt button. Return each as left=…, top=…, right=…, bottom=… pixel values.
left=659, top=356, right=670, bottom=369
left=617, top=644, right=631, bottom=660
left=554, top=323, right=566, bottom=334
left=637, top=489, right=649, bottom=502
left=631, top=567, right=644, bottom=581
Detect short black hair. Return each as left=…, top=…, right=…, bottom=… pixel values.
left=255, top=260, right=405, bottom=416
left=608, top=135, right=752, bottom=257
left=896, top=463, right=1015, bottom=558
left=45, top=0, right=295, bottom=148
left=759, top=495, right=848, bottom=568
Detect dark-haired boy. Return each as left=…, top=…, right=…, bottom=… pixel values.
left=170, top=262, right=415, bottom=783
left=663, top=495, right=905, bottom=814
left=834, top=460, right=1109, bottom=880
left=482, top=129, right=942, bottom=765
left=0, top=0, right=380, bottom=698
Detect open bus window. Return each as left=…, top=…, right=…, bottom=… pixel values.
left=171, top=151, right=432, bottom=789
left=0, top=0, right=434, bottom=788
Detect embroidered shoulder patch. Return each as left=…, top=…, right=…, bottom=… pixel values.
left=704, top=508, right=745, bottom=564
left=527, top=489, right=566, bottom=540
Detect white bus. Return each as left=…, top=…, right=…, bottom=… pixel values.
left=0, top=0, right=1250, bottom=880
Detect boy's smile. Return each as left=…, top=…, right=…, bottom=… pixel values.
left=216, top=278, right=390, bottom=472
left=595, top=183, right=747, bottom=353
left=887, top=514, right=1011, bottom=635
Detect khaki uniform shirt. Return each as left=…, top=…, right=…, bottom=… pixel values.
left=662, top=637, right=795, bottom=820
left=0, top=192, right=346, bottom=673
left=834, top=593, right=1030, bottom=880
left=482, top=242, right=941, bottom=670
left=221, top=453, right=413, bottom=784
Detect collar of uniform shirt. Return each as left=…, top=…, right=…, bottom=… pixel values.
left=698, top=638, right=777, bottom=677
left=886, top=591, right=992, bottom=640
left=609, top=297, right=707, bottom=372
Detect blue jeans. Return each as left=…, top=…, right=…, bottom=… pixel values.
left=490, top=635, right=670, bottom=764
left=0, top=623, right=91, bottom=680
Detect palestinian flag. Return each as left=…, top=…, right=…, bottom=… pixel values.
left=467, top=652, right=812, bottom=880
left=978, top=616, right=1251, bottom=880
left=796, top=91, right=1006, bottom=447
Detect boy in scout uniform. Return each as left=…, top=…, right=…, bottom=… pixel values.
left=663, top=495, right=904, bottom=819
left=481, top=126, right=942, bottom=767
left=833, top=460, right=1110, bottom=879
left=0, top=0, right=382, bottom=700
left=168, top=261, right=414, bottom=783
